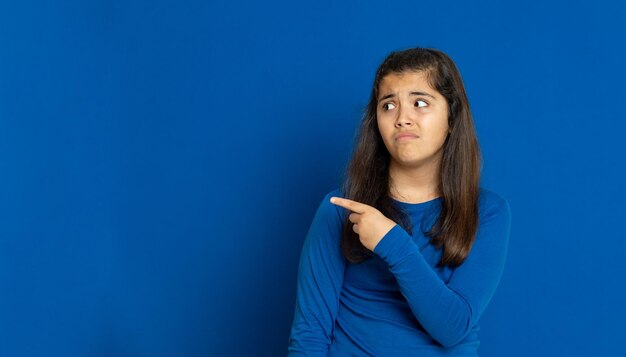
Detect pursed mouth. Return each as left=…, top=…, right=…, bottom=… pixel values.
left=395, top=135, right=419, bottom=141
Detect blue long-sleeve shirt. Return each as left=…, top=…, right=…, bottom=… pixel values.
left=287, top=187, right=512, bottom=356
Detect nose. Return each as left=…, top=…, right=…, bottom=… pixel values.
left=395, top=104, right=414, bottom=128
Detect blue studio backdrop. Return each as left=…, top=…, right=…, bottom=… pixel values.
left=1, top=1, right=625, bottom=356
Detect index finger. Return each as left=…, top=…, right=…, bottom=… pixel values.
left=329, top=197, right=369, bottom=213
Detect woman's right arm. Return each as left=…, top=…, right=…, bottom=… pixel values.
left=287, top=191, right=347, bottom=357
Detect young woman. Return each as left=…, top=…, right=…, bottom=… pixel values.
left=287, top=47, right=512, bottom=356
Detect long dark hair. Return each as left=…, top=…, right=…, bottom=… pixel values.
left=339, top=47, right=481, bottom=268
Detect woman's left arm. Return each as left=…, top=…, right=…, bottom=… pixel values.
left=372, top=197, right=512, bottom=348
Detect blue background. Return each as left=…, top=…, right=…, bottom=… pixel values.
left=1, top=1, right=625, bottom=356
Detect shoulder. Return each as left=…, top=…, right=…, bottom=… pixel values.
left=302, top=188, right=346, bottom=248
left=478, top=187, right=512, bottom=225
left=309, top=188, right=347, bottom=227
left=323, top=187, right=346, bottom=214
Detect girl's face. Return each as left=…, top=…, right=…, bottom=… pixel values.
left=376, top=70, right=450, bottom=171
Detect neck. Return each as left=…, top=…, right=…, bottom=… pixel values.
left=388, top=159, right=441, bottom=204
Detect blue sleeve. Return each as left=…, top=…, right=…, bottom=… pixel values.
left=372, top=196, right=512, bottom=348
left=287, top=191, right=347, bottom=356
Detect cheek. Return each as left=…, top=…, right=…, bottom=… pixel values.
left=376, top=121, right=394, bottom=148
left=378, top=123, right=395, bottom=146
left=430, top=126, right=450, bottom=146
left=376, top=118, right=387, bottom=137
left=428, top=113, right=449, bottom=138
left=419, top=122, right=448, bottom=147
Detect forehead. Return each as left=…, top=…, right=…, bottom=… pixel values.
left=378, top=71, right=437, bottom=95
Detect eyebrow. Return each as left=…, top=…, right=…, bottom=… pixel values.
left=378, top=91, right=436, bottom=102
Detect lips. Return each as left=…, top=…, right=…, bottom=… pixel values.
left=395, top=132, right=419, bottom=141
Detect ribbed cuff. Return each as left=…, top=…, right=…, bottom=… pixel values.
left=373, top=224, right=420, bottom=266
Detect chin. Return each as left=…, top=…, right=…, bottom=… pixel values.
left=394, top=158, right=425, bottom=167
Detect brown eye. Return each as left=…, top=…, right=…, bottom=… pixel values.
left=415, top=100, right=428, bottom=108
left=382, top=103, right=396, bottom=111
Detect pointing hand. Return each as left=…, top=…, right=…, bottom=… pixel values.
left=330, top=197, right=397, bottom=252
